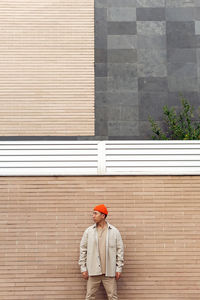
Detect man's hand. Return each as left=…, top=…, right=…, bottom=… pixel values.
left=115, top=272, right=121, bottom=280
left=82, top=271, right=89, bottom=280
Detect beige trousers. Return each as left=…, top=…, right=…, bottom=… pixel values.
left=85, top=275, right=118, bottom=300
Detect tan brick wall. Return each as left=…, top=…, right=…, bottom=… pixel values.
left=0, top=0, right=94, bottom=136
left=0, top=176, right=200, bottom=300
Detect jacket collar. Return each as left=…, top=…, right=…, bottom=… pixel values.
left=92, top=221, right=112, bottom=229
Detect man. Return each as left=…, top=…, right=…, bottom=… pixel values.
left=79, top=204, right=124, bottom=300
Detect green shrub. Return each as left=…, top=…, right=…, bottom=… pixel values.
left=148, top=96, right=200, bottom=140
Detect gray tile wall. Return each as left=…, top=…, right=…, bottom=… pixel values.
left=95, top=0, right=200, bottom=140
left=1, top=0, right=200, bottom=141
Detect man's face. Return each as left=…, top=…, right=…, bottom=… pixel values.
left=93, top=210, right=105, bottom=224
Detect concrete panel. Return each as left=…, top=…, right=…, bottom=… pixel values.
left=136, top=0, right=165, bottom=7
left=107, top=21, right=137, bottom=35
left=138, top=49, right=167, bottom=77
left=137, top=21, right=166, bottom=35
left=136, top=7, right=165, bottom=21
left=107, top=35, right=137, bottom=49
left=166, top=0, right=195, bottom=7
left=138, top=77, right=168, bottom=92
left=107, top=8, right=136, bottom=21
left=166, top=21, right=196, bottom=48
left=166, top=8, right=194, bottom=21
left=168, top=62, right=198, bottom=92
left=108, top=49, right=137, bottom=63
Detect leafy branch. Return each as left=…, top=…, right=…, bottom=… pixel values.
left=148, top=96, right=200, bottom=140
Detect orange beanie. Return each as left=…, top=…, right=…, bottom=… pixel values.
left=93, top=204, right=108, bottom=215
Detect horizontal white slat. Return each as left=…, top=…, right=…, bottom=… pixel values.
left=105, top=141, right=200, bottom=175
left=106, top=169, right=200, bottom=175
left=0, top=155, right=98, bottom=162
left=0, top=140, right=200, bottom=175
left=106, top=141, right=200, bottom=144
left=106, top=150, right=200, bottom=155
left=106, top=155, right=200, bottom=161
left=0, top=168, right=98, bottom=176
left=106, top=144, right=200, bottom=149
left=0, top=141, right=98, bottom=145
left=0, top=161, right=97, bottom=167
left=0, top=144, right=98, bottom=150
left=106, top=161, right=200, bottom=167
left=0, top=150, right=97, bottom=156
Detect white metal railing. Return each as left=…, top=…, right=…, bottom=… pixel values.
left=0, top=140, right=200, bottom=176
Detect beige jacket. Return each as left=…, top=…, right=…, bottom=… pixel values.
left=79, top=222, right=124, bottom=277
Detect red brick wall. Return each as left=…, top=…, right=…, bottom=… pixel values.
left=0, top=176, right=199, bottom=300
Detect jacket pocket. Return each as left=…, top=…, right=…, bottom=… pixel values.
left=109, top=238, right=116, bottom=248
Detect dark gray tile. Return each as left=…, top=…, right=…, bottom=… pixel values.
left=107, top=76, right=138, bottom=91
left=196, top=48, right=200, bottom=63
left=95, top=7, right=107, bottom=23
left=108, top=121, right=120, bottom=136
left=107, top=105, right=121, bottom=121
left=167, top=92, right=200, bottom=119
left=108, top=135, right=140, bottom=139
left=119, top=121, right=139, bottom=136
left=168, top=92, right=200, bottom=109
left=197, top=49, right=200, bottom=85
left=195, top=8, right=200, bottom=20
left=138, top=49, right=167, bottom=77
left=138, top=35, right=166, bottom=49
left=136, top=8, right=165, bottom=21
left=167, top=48, right=197, bottom=63
left=166, top=21, right=196, bottom=48
left=95, top=49, right=107, bottom=63
left=77, top=136, right=108, bottom=141
left=138, top=77, right=168, bottom=92
left=95, top=77, right=107, bottom=91
left=95, top=30, right=107, bottom=49
left=196, top=35, right=200, bottom=48
left=107, top=63, right=138, bottom=91
left=95, top=63, right=107, bottom=77
left=166, top=8, right=194, bottom=21
left=139, top=91, right=168, bottom=121
left=167, top=62, right=198, bottom=91
left=95, top=106, right=108, bottom=136
left=95, top=8, right=107, bottom=49
left=120, top=105, right=139, bottom=121
left=139, top=120, right=154, bottom=139
left=107, top=35, right=137, bottom=49
left=95, top=92, right=107, bottom=106
left=108, top=49, right=137, bottom=63
left=108, top=120, right=139, bottom=136
left=108, top=0, right=137, bottom=7
left=108, top=63, right=137, bottom=76
left=95, top=0, right=107, bottom=8
left=107, top=22, right=137, bottom=35
left=107, top=91, right=139, bottom=105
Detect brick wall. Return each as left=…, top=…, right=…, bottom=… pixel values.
left=1, top=176, right=200, bottom=300
left=0, top=0, right=94, bottom=136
